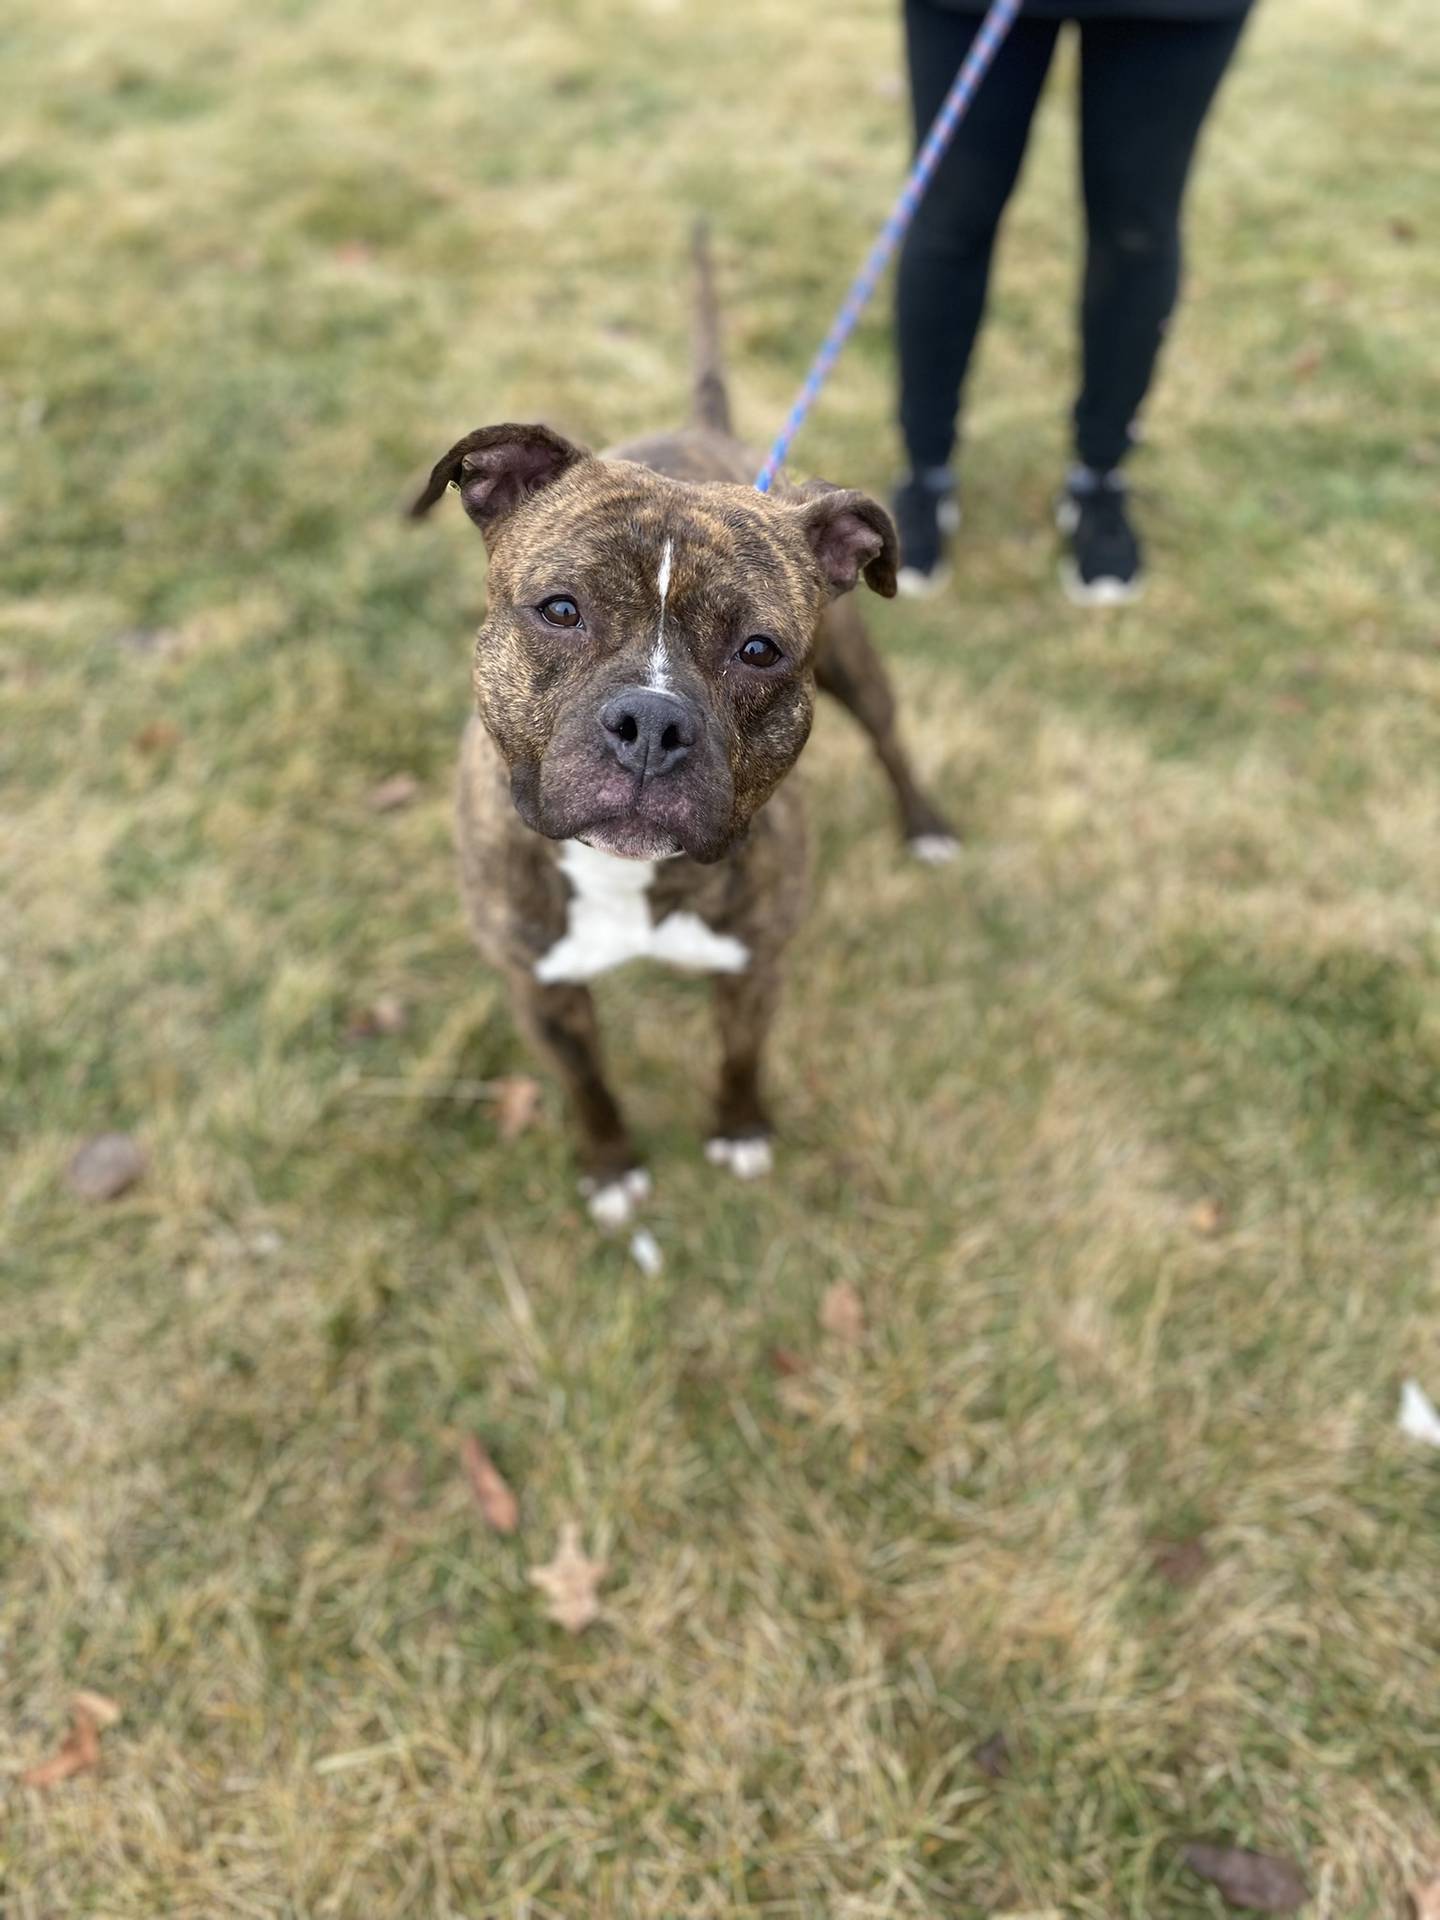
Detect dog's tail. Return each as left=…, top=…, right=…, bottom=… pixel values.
left=690, top=219, right=733, bottom=436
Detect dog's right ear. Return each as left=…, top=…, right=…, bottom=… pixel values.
left=409, top=423, right=589, bottom=537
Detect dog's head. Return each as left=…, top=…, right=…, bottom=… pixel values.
left=412, top=422, right=897, bottom=862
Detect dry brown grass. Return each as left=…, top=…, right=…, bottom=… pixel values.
left=3, top=0, right=1440, bottom=1913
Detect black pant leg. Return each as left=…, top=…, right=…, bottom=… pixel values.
left=896, top=1, right=1059, bottom=472
left=1074, top=10, right=1250, bottom=472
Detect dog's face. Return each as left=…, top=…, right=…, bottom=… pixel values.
left=413, top=423, right=897, bottom=862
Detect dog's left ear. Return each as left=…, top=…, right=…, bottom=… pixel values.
left=795, top=482, right=899, bottom=599
left=409, top=422, right=589, bottom=538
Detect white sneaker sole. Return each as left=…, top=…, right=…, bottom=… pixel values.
left=896, top=562, right=953, bottom=600
left=1055, top=496, right=1142, bottom=606
left=895, top=496, right=960, bottom=600
left=1060, top=560, right=1144, bottom=608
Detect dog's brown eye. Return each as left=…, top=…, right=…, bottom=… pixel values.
left=738, top=635, right=782, bottom=668
left=538, top=595, right=582, bottom=628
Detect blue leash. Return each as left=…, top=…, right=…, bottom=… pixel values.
left=753, top=0, right=1023, bottom=493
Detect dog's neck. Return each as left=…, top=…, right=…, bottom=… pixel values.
left=534, top=839, right=749, bottom=985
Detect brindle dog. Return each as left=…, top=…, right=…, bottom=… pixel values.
left=412, top=228, right=955, bottom=1225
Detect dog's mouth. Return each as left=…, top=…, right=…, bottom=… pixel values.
left=576, top=819, right=683, bottom=861
left=521, top=734, right=738, bottom=864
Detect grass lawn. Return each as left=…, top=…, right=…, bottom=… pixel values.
left=3, top=0, right=1439, bottom=1912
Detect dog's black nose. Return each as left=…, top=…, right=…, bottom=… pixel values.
left=599, top=688, right=699, bottom=780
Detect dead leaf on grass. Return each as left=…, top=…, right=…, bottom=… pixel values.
left=1187, top=1197, right=1226, bottom=1236
left=132, top=719, right=181, bottom=754
left=1290, top=342, right=1324, bottom=380
left=21, top=1693, right=120, bottom=1788
left=1150, top=1535, right=1213, bottom=1588
left=819, top=1280, right=865, bottom=1344
left=367, top=772, right=420, bottom=813
left=768, top=1346, right=806, bottom=1377
left=71, top=1689, right=122, bottom=1729
left=66, top=1132, right=147, bottom=1202
left=1410, top=1877, right=1440, bottom=1920
left=528, top=1522, right=606, bottom=1633
left=344, top=995, right=409, bottom=1042
left=493, top=1074, right=542, bottom=1142
left=972, top=1730, right=1011, bottom=1778
left=1184, top=1842, right=1308, bottom=1913
left=459, top=1435, right=519, bottom=1535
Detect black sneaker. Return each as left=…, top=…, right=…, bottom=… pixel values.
left=1056, top=465, right=1144, bottom=606
left=892, top=467, right=960, bottom=599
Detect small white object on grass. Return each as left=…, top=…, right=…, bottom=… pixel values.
left=909, top=833, right=960, bottom=867
left=1398, top=1379, right=1440, bottom=1448
left=629, top=1227, right=663, bottom=1277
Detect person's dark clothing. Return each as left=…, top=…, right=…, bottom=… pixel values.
left=896, top=0, right=1248, bottom=475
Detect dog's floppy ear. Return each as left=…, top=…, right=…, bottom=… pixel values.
left=409, top=423, right=589, bottom=537
left=794, top=481, right=899, bottom=599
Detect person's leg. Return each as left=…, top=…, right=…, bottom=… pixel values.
left=897, top=2, right=1058, bottom=471
left=894, top=0, right=1058, bottom=589
left=1058, top=9, right=1249, bottom=603
left=1073, top=10, right=1250, bottom=475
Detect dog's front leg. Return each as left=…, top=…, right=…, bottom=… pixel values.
left=511, top=972, right=647, bottom=1225
left=705, top=967, right=780, bottom=1182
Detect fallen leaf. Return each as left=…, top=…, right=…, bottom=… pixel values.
left=768, top=1346, right=806, bottom=1377
left=819, top=1280, right=865, bottom=1344
left=1290, top=342, right=1324, bottom=380
left=529, top=1521, right=606, bottom=1633
left=21, top=1696, right=112, bottom=1788
left=1410, top=1876, right=1440, bottom=1920
left=1184, top=1842, right=1308, bottom=1913
left=132, top=719, right=181, bottom=754
left=367, top=772, right=419, bottom=813
left=973, top=1730, right=1011, bottom=1778
left=1150, top=1535, right=1213, bottom=1588
left=71, top=1689, right=122, bottom=1729
left=1187, top=1197, right=1226, bottom=1236
left=1399, top=1379, right=1440, bottom=1448
left=459, top=1435, right=519, bottom=1535
left=344, top=995, right=408, bottom=1041
left=66, top=1132, right=147, bottom=1202
left=493, top=1074, right=542, bottom=1142
left=1390, top=217, right=1418, bottom=243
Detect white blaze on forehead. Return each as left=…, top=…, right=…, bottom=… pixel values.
left=647, top=537, right=674, bottom=690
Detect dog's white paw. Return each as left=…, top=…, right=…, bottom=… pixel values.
left=582, top=1166, right=652, bottom=1228
left=704, top=1135, right=774, bottom=1181
left=909, top=833, right=960, bottom=867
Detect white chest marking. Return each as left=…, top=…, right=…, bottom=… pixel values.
left=535, top=840, right=749, bottom=984
left=647, top=538, right=674, bottom=690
